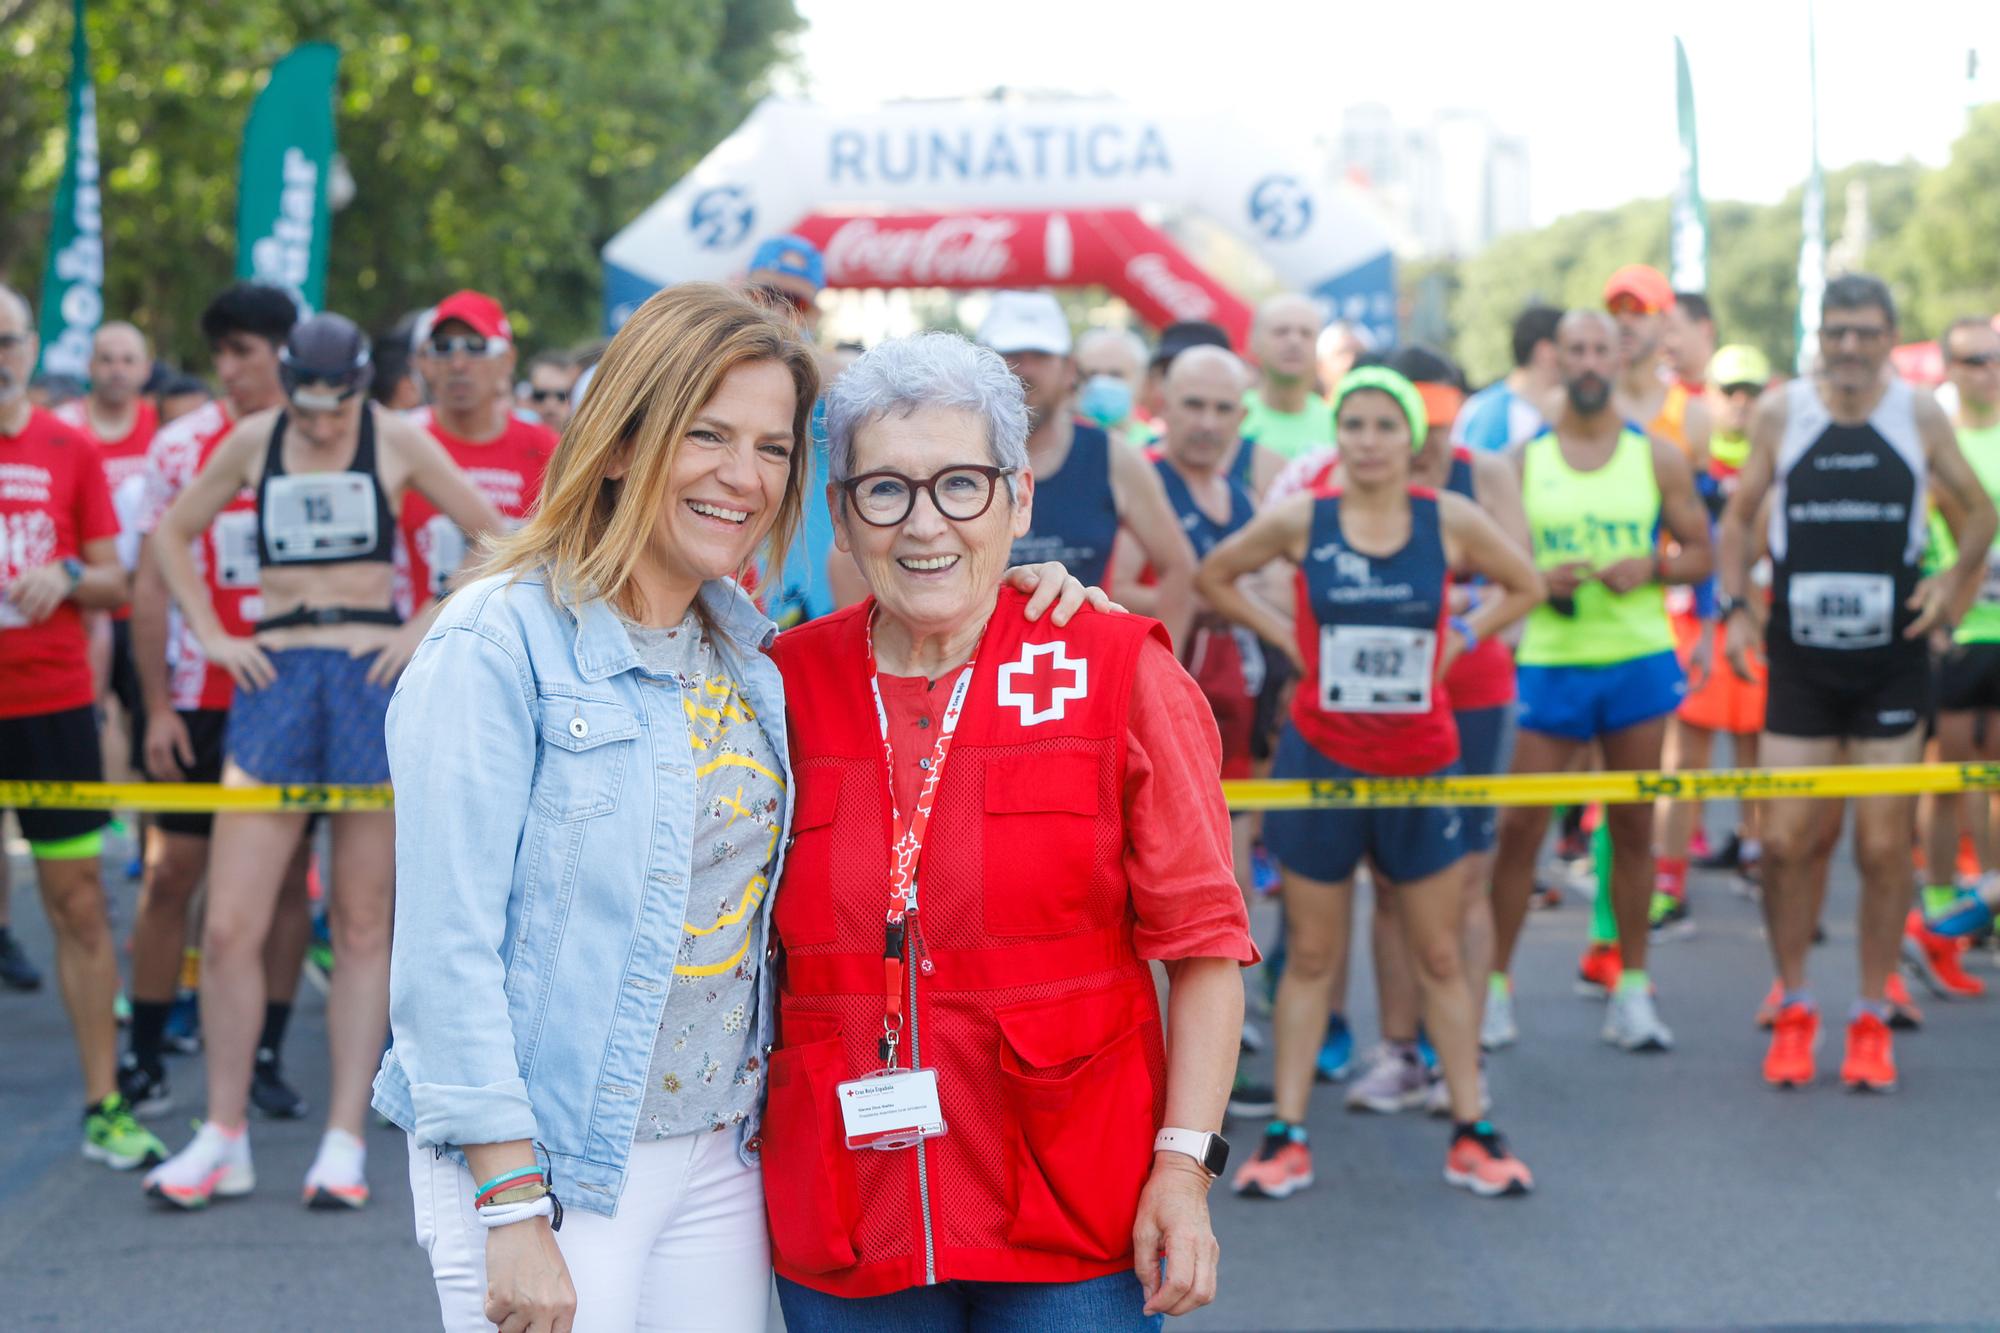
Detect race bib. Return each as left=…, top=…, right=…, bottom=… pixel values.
left=1319, top=624, right=1435, bottom=714
left=262, top=473, right=378, bottom=562
left=211, top=510, right=261, bottom=589
left=421, top=514, right=468, bottom=597
left=1788, top=572, right=1892, bottom=650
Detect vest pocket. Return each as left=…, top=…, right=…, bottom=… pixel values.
left=995, top=983, right=1158, bottom=1262
left=982, top=751, right=1102, bottom=935
left=773, top=779, right=840, bottom=947
left=760, top=1012, right=861, bottom=1274
left=531, top=697, right=639, bottom=822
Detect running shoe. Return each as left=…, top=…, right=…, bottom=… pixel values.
left=1840, top=1012, right=1897, bottom=1092
left=1648, top=891, right=1694, bottom=940
left=1481, top=980, right=1518, bottom=1051
left=1574, top=943, right=1622, bottom=997
left=1231, top=1126, right=1313, bottom=1200
left=1316, top=1015, right=1354, bottom=1082
left=1902, top=910, right=1986, bottom=999
left=1884, top=973, right=1924, bottom=1030
left=251, top=1052, right=308, bottom=1120
left=145, top=1122, right=254, bottom=1208
left=1345, top=1043, right=1429, bottom=1113
left=1762, top=1002, right=1819, bottom=1088
left=1602, top=988, right=1674, bottom=1052
left=1555, top=829, right=1589, bottom=863
left=1530, top=875, right=1564, bottom=910
left=1696, top=829, right=1742, bottom=870
left=1689, top=826, right=1713, bottom=861
left=1444, top=1122, right=1533, bottom=1198
left=1240, top=1018, right=1266, bottom=1054
left=82, top=1095, right=167, bottom=1170
left=1754, top=980, right=1783, bottom=1030
left=0, top=930, right=43, bottom=992
left=113, top=990, right=130, bottom=1025
left=162, top=989, right=201, bottom=1055
left=116, top=1052, right=172, bottom=1117
left=1923, top=887, right=1996, bottom=939
left=1251, top=845, right=1281, bottom=897
left=1226, top=1073, right=1276, bottom=1119
left=303, top=1128, right=370, bottom=1210
left=1424, top=1066, right=1491, bottom=1118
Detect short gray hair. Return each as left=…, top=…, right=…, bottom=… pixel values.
left=824, top=332, right=1030, bottom=497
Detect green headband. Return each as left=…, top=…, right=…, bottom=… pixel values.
left=1332, top=366, right=1428, bottom=451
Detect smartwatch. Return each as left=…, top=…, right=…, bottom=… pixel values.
left=1717, top=594, right=1750, bottom=622
left=1153, top=1127, right=1230, bottom=1177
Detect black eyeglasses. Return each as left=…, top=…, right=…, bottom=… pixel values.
left=838, top=465, right=1015, bottom=527
left=1952, top=352, right=2000, bottom=368
left=1821, top=324, right=1888, bottom=345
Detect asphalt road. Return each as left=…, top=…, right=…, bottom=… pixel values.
left=4, top=812, right=1997, bottom=1332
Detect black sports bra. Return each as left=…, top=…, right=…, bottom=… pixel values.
left=255, top=407, right=398, bottom=567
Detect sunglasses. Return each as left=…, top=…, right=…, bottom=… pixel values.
left=1720, top=381, right=1764, bottom=397
left=1821, top=324, right=1888, bottom=345
left=529, top=388, right=568, bottom=403
left=750, top=284, right=816, bottom=317
left=425, top=334, right=506, bottom=358
left=0, top=333, right=26, bottom=352
left=1606, top=295, right=1659, bottom=316
left=1952, top=352, right=2000, bottom=368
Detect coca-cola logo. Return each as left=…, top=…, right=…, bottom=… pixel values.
left=823, top=217, right=1018, bottom=286
left=1125, top=253, right=1216, bottom=320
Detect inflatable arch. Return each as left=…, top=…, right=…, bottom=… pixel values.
left=601, top=97, right=1396, bottom=347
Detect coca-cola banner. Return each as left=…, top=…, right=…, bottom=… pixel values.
left=602, top=97, right=1394, bottom=344
left=790, top=210, right=1252, bottom=346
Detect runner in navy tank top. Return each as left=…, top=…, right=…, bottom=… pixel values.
left=1199, top=366, right=1544, bottom=1204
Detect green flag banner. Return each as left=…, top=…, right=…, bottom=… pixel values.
left=1670, top=37, right=1707, bottom=294
left=236, top=43, right=339, bottom=312
left=1795, top=4, right=1825, bottom=375
left=37, top=0, right=102, bottom=380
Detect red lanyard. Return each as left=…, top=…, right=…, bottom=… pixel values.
left=865, top=614, right=975, bottom=1064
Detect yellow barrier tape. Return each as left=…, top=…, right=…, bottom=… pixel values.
left=9, top=763, right=2000, bottom=815
left=0, top=781, right=393, bottom=813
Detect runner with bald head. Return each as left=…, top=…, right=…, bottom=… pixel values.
left=1244, top=293, right=1335, bottom=461
left=1075, top=325, right=1153, bottom=444
left=1487, top=308, right=1712, bottom=1054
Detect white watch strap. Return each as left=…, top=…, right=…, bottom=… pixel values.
left=1153, top=1127, right=1214, bottom=1169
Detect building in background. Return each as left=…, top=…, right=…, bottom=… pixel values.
left=1326, top=103, right=1531, bottom=261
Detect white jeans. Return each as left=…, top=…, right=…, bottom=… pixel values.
left=409, top=1133, right=771, bottom=1332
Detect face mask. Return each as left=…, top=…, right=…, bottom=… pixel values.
left=1077, top=374, right=1134, bottom=428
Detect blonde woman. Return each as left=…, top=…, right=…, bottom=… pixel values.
left=373, top=284, right=1098, bottom=1333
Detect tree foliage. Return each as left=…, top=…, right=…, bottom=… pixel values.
left=1423, top=104, right=1997, bottom=385
left=1, top=0, right=802, bottom=365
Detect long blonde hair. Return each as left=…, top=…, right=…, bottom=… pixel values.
left=485, top=283, right=821, bottom=617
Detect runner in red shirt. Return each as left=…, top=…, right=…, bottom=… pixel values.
left=399, top=290, right=554, bottom=615
left=121, top=283, right=314, bottom=1123
left=56, top=322, right=160, bottom=774
left=0, top=283, right=166, bottom=1170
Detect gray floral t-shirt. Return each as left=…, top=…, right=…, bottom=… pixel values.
left=625, top=611, right=782, bottom=1137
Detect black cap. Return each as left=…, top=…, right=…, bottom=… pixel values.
left=281, top=313, right=373, bottom=409
left=1152, top=321, right=1232, bottom=369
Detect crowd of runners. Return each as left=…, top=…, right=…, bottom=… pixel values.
left=5, top=236, right=2000, bottom=1222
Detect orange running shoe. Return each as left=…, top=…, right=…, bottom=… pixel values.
left=1574, top=942, right=1622, bottom=997
left=1762, top=1002, right=1819, bottom=1088
left=1883, top=972, right=1924, bottom=1030
left=1958, top=832, right=1980, bottom=881
left=1902, top=911, right=1987, bottom=999
left=1444, top=1123, right=1534, bottom=1198
left=1754, top=980, right=1783, bottom=1030
left=1840, top=1012, right=1897, bottom=1092
left=1231, top=1132, right=1314, bottom=1200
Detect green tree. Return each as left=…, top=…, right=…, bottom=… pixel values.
left=1, top=0, right=801, bottom=366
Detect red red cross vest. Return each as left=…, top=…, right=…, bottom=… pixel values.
left=765, top=588, right=1171, bottom=1297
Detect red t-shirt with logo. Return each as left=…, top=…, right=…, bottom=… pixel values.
left=397, top=408, right=554, bottom=612
left=56, top=398, right=159, bottom=620
left=0, top=408, right=119, bottom=718
left=137, top=401, right=258, bottom=712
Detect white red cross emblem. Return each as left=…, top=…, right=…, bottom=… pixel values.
left=996, top=640, right=1088, bottom=727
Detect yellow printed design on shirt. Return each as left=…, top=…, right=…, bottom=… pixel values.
left=674, top=673, right=785, bottom=977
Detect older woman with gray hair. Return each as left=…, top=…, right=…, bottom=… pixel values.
left=761, top=331, right=1257, bottom=1331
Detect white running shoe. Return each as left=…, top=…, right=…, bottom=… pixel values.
left=1344, top=1044, right=1429, bottom=1113
left=1424, top=1067, right=1493, bottom=1118
left=1481, top=986, right=1518, bottom=1051
left=1603, top=988, right=1675, bottom=1052
left=143, top=1121, right=254, bottom=1209
left=303, top=1128, right=370, bottom=1209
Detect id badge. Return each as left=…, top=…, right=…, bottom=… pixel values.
left=1788, top=572, right=1891, bottom=650
left=263, top=473, right=378, bottom=561
left=837, top=1067, right=946, bottom=1152
left=211, top=509, right=261, bottom=589
left=1320, top=624, right=1435, bottom=713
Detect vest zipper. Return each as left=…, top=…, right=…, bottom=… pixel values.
left=906, top=908, right=937, bottom=1285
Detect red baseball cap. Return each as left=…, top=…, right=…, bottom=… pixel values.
left=428, top=290, right=513, bottom=343
left=1603, top=265, right=1675, bottom=314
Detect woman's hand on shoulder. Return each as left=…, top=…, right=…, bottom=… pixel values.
left=1005, top=561, right=1126, bottom=625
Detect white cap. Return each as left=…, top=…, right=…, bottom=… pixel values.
left=976, top=291, right=1072, bottom=356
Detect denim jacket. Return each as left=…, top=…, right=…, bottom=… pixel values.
left=371, top=570, right=792, bottom=1218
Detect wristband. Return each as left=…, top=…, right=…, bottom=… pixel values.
left=476, top=1194, right=558, bottom=1230
left=1447, top=615, right=1476, bottom=651
left=472, top=1165, right=547, bottom=1208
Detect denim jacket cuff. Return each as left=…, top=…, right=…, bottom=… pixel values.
left=410, top=1078, right=540, bottom=1149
